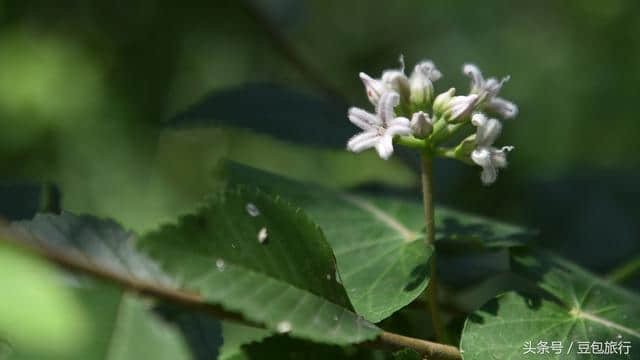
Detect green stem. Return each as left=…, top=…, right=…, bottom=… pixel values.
left=607, top=255, right=640, bottom=284
left=395, top=135, right=427, bottom=149
left=435, top=147, right=457, bottom=160
left=420, top=150, right=444, bottom=342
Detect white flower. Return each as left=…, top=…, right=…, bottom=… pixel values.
left=463, top=64, right=518, bottom=119
left=347, top=92, right=411, bottom=160
left=433, top=88, right=478, bottom=123
left=410, top=111, right=434, bottom=138
left=470, top=113, right=514, bottom=185
left=360, top=56, right=441, bottom=107
left=360, top=56, right=409, bottom=105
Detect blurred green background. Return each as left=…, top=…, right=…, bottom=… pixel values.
left=0, top=0, right=638, bottom=283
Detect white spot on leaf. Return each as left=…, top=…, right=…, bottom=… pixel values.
left=245, top=203, right=260, bottom=217
left=276, top=321, right=291, bottom=333
left=216, top=258, right=225, bottom=271
left=258, top=227, right=268, bottom=244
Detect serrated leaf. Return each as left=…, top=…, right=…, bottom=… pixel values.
left=460, top=250, right=640, bottom=360
left=141, top=127, right=416, bottom=231
left=4, top=214, right=217, bottom=360
left=218, top=322, right=270, bottom=360
left=140, top=188, right=380, bottom=345
left=11, top=212, right=174, bottom=288
left=219, top=161, right=533, bottom=322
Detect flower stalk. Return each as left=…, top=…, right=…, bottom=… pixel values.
left=420, top=149, right=445, bottom=342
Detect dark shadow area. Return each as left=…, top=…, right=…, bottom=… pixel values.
left=154, top=304, right=224, bottom=360
left=168, top=84, right=350, bottom=148
left=239, top=334, right=375, bottom=360
left=0, top=183, right=60, bottom=220
left=404, top=261, right=430, bottom=292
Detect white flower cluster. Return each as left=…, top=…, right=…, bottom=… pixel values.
left=346, top=57, right=518, bottom=185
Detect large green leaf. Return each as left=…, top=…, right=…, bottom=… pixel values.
left=4, top=213, right=221, bottom=360
left=218, top=322, right=270, bottom=360
left=219, top=161, right=533, bottom=322
left=142, top=126, right=415, bottom=226
left=460, top=249, right=640, bottom=360
left=10, top=212, right=174, bottom=287
left=140, top=188, right=380, bottom=345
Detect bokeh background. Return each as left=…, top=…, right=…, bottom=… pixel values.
left=1, top=0, right=638, bottom=288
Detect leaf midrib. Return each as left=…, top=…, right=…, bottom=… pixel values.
left=339, top=194, right=418, bottom=243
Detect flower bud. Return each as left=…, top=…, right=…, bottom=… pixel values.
left=434, top=88, right=478, bottom=123
left=454, top=134, right=478, bottom=160
left=360, top=72, right=387, bottom=105
left=446, top=94, right=478, bottom=123
left=433, top=88, right=455, bottom=116
left=382, top=70, right=410, bottom=103
left=409, top=61, right=440, bottom=108
left=410, top=111, right=433, bottom=138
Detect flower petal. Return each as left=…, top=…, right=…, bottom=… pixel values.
left=348, top=107, right=380, bottom=130
left=375, top=134, right=394, bottom=160
left=347, top=131, right=381, bottom=153
left=476, top=117, right=502, bottom=147
left=376, top=92, right=400, bottom=125
left=487, top=97, right=518, bottom=119
left=471, top=113, right=488, bottom=127
left=490, top=148, right=508, bottom=168
left=480, top=166, right=498, bottom=185
left=471, top=147, right=492, bottom=167
left=386, top=119, right=412, bottom=137
left=463, top=63, right=484, bottom=92
left=413, top=60, right=442, bottom=81
left=382, top=70, right=410, bottom=99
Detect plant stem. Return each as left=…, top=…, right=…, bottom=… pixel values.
left=0, top=224, right=462, bottom=360
left=395, top=135, right=427, bottom=149
left=607, top=255, right=640, bottom=284
left=420, top=150, right=445, bottom=342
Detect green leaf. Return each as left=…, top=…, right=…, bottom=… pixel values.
left=219, top=161, right=532, bottom=322
left=141, top=127, right=416, bottom=227
left=460, top=249, right=640, bottom=360
left=140, top=188, right=381, bottom=345
left=5, top=213, right=219, bottom=359
left=218, top=322, right=270, bottom=360
left=11, top=212, right=174, bottom=287
left=392, top=348, right=422, bottom=360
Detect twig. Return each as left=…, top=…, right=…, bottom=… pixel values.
left=238, top=0, right=346, bottom=102
left=0, top=225, right=461, bottom=359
